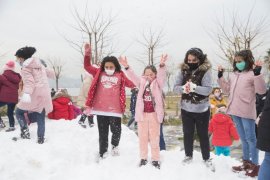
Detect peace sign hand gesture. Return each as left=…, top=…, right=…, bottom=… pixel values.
left=160, top=54, right=168, bottom=67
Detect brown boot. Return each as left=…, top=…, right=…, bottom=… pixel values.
left=232, top=160, right=252, bottom=172
left=245, top=163, right=260, bottom=177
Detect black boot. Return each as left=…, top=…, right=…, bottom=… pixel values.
left=152, top=161, right=161, bottom=169
left=20, top=127, right=30, bottom=139
left=88, top=116, right=94, bottom=127
left=78, top=114, right=87, bottom=128
left=37, top=136, right=44, bottom=144
left=139, top=159, right=148, bottom=167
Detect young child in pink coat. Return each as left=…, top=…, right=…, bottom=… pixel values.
left=119, top=55, right=168, bottom=169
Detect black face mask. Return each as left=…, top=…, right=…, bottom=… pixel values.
left=187, top=63, right=199, bottom=70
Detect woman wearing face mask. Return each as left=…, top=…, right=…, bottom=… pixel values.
left=173, top=48, right=214, bottom=171
left=210, top=87, right=226, bottom=116
left=119, top=54, right=168, bottom=169
left=14, top=46, right=55, bottom=144
left=218, top=49, right=266, bottom=177
left=83, top=44, right=135, bottom=160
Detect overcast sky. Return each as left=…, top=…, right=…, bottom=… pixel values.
left=0, top=0, right=270, bottom=78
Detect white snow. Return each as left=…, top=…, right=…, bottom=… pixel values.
left=0, top=117, right=257, bottom=180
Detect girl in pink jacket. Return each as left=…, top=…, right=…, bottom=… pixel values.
left=119, top=55, right=168, bottom=169
left=218, top=49, right=266, bottom=177
left=15, top=46, right=55, bottom=144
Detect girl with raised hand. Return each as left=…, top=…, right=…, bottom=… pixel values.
left=83, top=44, right=135, bottom=160
left=119, top=54, right=168, bottom=169
left=218, top=49, right=266, bottom=177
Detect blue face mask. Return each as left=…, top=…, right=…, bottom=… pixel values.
left=236, top=61, right=246, bottom=71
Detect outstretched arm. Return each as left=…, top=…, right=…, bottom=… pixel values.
left=119, top=56, right=140, bottom=87
left=157, top=54, right=168, bottom=88
left=84, top=44, right=98, bottom=76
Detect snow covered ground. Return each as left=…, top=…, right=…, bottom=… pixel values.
left=0, top=117, right=259, bottom=180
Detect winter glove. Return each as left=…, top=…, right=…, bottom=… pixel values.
left=253, top=66, right=262, bottom=76
left=21, top=93, right=31, bottom=103
left=218, top=70, right=223, bottom=78
left=40, top=59, right=47, bottom=67
left=182, top=85, right=188, bottom=94
left=189, top=82, right=197, bottom=93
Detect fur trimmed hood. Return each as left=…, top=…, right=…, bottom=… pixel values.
left=180, top=59, right=212, bottom=72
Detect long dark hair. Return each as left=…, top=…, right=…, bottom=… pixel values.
left=143, top=65, right=157, bottom=75
left=100, top=56, right=121, bottom=72
left=233, top=50, right=254, bottom=71
left=184, top=47, right=207, bottom=65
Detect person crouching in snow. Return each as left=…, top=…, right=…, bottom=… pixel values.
left=77, top=71, right=94, bottom=128
left=208, top=104, right=239, bottom=156
left=119, top=54, right=168, bottom=169
left=48, top=89, right=75, bottom=120
left=83, top=44, right=135, bottom=159
left=15, top=46, right=55, bottom=144
left=0, top=61, right=21, bottom=131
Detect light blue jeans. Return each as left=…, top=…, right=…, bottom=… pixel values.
left=231, top=115, right=258, bottom=165
left=258, top=152, right=270, bottom=180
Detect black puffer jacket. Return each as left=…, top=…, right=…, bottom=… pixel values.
left=257, top=90, right=270, bottom=152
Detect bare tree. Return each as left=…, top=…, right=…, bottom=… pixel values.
left=166, top=62, right=177, bottom=93
left=137, top=29, right=165, bottom=65
left=47, top=58, right=65, bottom=90
left=62, top=4, right=116, bottom=64
left=209, top=7, right=269, bottom=67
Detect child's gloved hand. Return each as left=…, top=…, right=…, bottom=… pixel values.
left=182, top=82, right=190, bottom=94
left=189, top=82, right=197, bottom=92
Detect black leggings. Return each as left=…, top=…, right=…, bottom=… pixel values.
left=97, top=115, right=121, bottom=157
left=181, top=109, right=210, bottom=160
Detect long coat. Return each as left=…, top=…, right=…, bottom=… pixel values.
left=17, top=57, right=55, bottom=114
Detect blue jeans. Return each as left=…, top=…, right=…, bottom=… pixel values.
left=127, top=113, right=136, bottom=127
left=160, top=123, right=166, bottom=150
left=231, top=115, right=258, bottom=164
left=215, top=146, right=230, bottom=156
left=0, top=102, right=16, bottom=127
left=15, top=108, right=46, bottom=137
left=258, top=152, right=270, bottom=180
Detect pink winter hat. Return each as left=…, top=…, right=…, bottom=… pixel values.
left=3, top=60, right=15, bottom=71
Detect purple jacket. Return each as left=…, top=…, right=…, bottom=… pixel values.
left=218, top=70, right=266, bottom=120
left=0, top=70, right=21, bottom=103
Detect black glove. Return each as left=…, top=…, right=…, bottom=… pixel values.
left=40, top=59, right=47, bottom=67
left=253, top=66, right=261, bottom=76
left=218, top=69, right=224, bottom=78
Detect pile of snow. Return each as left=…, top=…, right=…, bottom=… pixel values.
left=0, top=117, right=257, bottom=180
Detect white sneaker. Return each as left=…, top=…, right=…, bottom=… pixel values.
left=204, top=159, right=215, bottom=172
left=111, top=146, right=120, bottom=156
left=182, top=156, right=193, bottom=165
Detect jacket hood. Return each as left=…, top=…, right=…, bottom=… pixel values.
left=54, top=96, right=71, bottom=105
left=3, top=70, right=21, bottom=84
left=180, top=59, right=212, bottom=72
left=22, top=57, right=43, bottom=69
left=212, top=113, right=230, bottom=124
